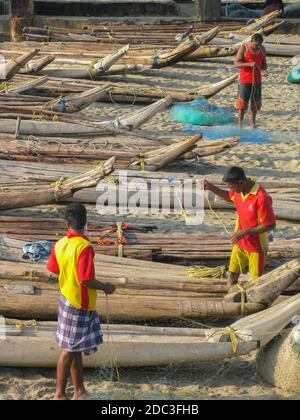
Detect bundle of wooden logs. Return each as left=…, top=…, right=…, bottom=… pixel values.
left=0, top=216, right=299, bottom=263
left=0, top=233, right=299, bottom=321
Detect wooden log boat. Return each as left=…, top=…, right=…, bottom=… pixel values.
left=44, top=84, right=113, bottom=113
left=8, top=73, right=238, bottom=104
left=2, top=49, right=40, bottom=81
left=0, top=294, right=299, bottom=367
left=211, top=35, right=300, bottom=57
left=225, top=259, right=300, bottom=305
left=21, top=55, right=55, bottom=74
left=237, top=10, right=282, bottom=35
left=0, top=246, right=297, bottom=320
left=0, top=320, right=258, bottom=368
left=184, top=43, right=240, bottom=61
left=151, top=38, right=203, bottom=68
left=0, top=157, right=115, bottom=211
left=49, top=44, right=131, bottom=78
left=5, top=76, right=49, bottom=95
left=0, top=133, right=204, bottom=169
left=0, top=216, right=298, bottom=263
left=0, top=95, right=172, bottom=135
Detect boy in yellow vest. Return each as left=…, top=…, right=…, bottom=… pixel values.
left=47, top=203, right=116, bottom=400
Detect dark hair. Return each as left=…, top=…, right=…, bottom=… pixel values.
left=64, top=203, right=87, bottom=230
left=223, top=167, right=247, bottom=184
left=251, top=33, right=264, bottom=44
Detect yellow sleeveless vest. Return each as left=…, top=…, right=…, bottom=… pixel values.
left=55, top=236, right=96, bottom=311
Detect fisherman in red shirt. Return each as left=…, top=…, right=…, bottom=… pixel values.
left=204, top=167, right=276, bottom=291
left=235, top=33, right=268, bottom=129
left=47, top=203, right=116, bottom=400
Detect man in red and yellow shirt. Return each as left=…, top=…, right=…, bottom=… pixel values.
left=47, top=203, right=116, bottom=400
left=205, top=167, right=276, bottom=290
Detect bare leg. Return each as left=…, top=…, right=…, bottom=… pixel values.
left=238, top=109, right=246, bottom=129
left=249, top=101, right=258, bottom=129
left=227, top=272, right=240, bottom=291
left=54, top=350, right=76, bottom=400
left=71, top=352, right=86, bottom=400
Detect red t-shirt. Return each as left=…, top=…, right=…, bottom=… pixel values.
left=229, top=183, right=275, bottom=253
left=240, top=44, right=264, bottom=84
left=47, top=232, right=95, bottom=282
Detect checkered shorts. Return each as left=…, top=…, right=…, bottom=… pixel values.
left=56, top=295, right=103, bottom=355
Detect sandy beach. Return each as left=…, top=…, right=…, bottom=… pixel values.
left=0, top=51, right=299, bottom=400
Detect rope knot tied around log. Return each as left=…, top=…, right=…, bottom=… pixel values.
left=207, top=327, right=240, bottom=356
left=92, top=223, right=128, bottom=257
left=54, top=176, right=66, bottom=202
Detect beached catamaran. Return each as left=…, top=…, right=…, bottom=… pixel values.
left=1, top=294, right=299, bottom=368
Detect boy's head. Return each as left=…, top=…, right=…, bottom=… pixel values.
left=64, top=203, right=87, bottom=232
left=250, top=33, right=264, bottom=48
left=223, top=167, right=247, bottom=193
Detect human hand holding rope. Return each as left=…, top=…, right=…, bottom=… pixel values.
left=231, top=229, right=249, bottom=245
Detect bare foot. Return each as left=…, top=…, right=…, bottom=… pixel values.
left=53, top=394, right=69, bottom=400
left=72, top=388, right=87, bottom=400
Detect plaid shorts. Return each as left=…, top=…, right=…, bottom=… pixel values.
left=56, top=295, right=103, bottom=355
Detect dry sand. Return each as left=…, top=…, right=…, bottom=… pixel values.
left=0, top=53, right=300, bottom=400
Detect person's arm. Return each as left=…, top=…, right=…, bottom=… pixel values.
left=234, top=45, right=255, bottom=69
left=77, top=246, right=116, bottom=295
left=81, top=279, right=116, bottom=295
left=47, top=245, right=60, bottom=274
left=231, top=223, right=276, bottom=245
left=204, top=180, right=232, bottom=203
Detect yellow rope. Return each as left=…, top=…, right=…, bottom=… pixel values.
left=207, top=327, right=239, bottom=356
left=139, top=153, right=145, bottom=171
left=236, top=284, right=246, bottom=316
left=23, top=271, right=34, bottom=281
left=87, top=58, right=99, bottom=80
left=15, top=320, right=37, bottom=330
left=179, top=316, right=240, bottom=356
left=187, top=265, right=226, bottom=279
left=102, top=25, right=114, bottom=41
left=116, top=222, right=124, bottom=258
left=54, top=176, right=65, bottom=202
left=0, top=82, right=14, bottom=93
left=205, top=190, right=246, bottom=314
left=105, top=295, right=120, bottom=382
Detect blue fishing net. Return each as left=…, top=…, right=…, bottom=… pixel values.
left=184, top=124, right=275, bottom=144
left=171, top=99, right=234, bottom=126
left=284, top=4, right=300, bottom=18
left=288, top=64, right=300, bottom=84
left=221, top=4, right=261, bottom=18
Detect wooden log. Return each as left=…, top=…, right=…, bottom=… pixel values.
left=225, top=259, right=300, bottom=305
left=22, top=55, right=55, bottom=74
left=3, top=49, right=40, bottom=81
left=6, top=76, right=49, bottom=95
left=0, top=283, right=264, bottom=320
left=0, top=157, right=115, bottom=211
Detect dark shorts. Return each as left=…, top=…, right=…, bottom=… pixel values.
left=237, top=83, right=262, bottom=111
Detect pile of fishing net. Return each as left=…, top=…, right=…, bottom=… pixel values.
left=257, top=319, right=300, bottom=392
left=171, top=99, right=234, bottom=126
left=184, top=124, right=274, bottom=144
left=221, top=4, right=261, bottom=18
left=288, top=64, right=300, bottom=84
left=284, top=4, right=300, bottom=18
